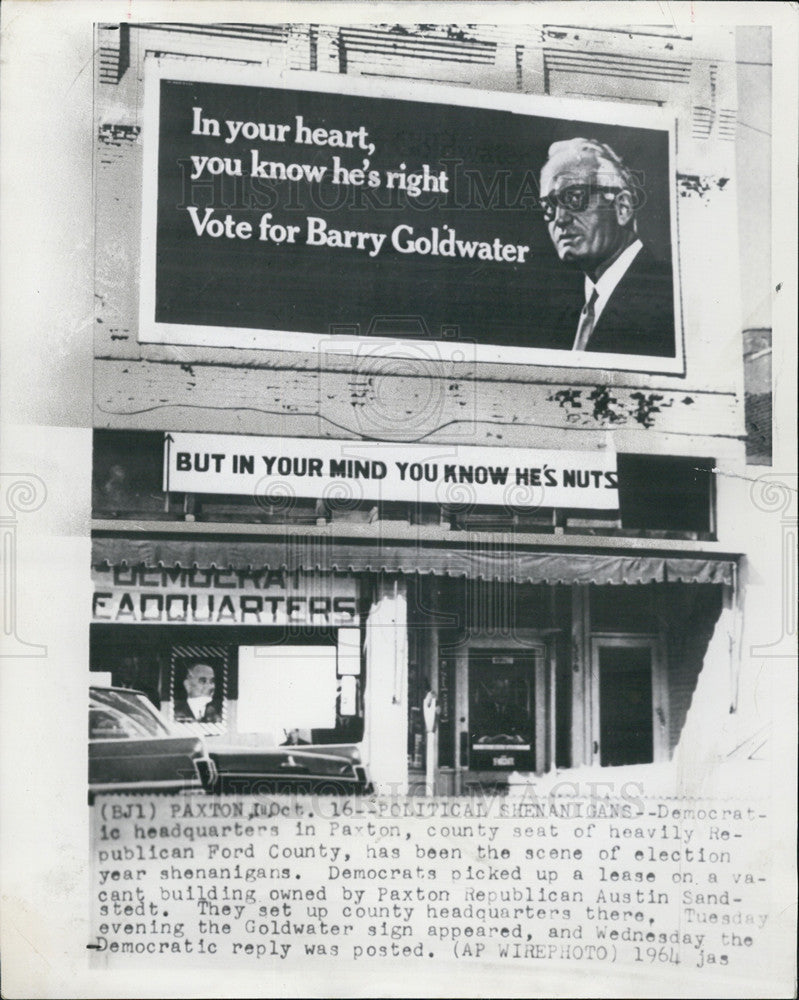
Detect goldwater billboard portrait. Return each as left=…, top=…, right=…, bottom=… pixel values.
left=140, top=60, right=684, bottom=374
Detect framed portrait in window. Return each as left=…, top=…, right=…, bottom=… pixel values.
left=169, top=645, right=229, bottom=736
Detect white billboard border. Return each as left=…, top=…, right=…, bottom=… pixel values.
left=139, top=57, right=686, bottom=377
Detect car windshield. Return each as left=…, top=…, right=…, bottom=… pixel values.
left=89, top=688, right=173, bottom=740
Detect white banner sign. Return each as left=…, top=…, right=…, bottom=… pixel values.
left=163, top=433, right=619, bottom=510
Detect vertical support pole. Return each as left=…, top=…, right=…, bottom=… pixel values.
left=548, top=643, right=557, bottom=772
left=534, top=649, right=547, bottom=775
left=570, top=584, right=590, bottom=766
left=364, top=575, right=408, bottom=795
left=428, top=582, right=440, bottom=699
left=426, top=579, right=440, bottom=788
left=423, top=691, right=438, bottom=796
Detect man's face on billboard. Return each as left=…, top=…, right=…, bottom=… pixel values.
left=540, top=157, right=628, bottom=274
left=184, top=663, right=215, bottom=699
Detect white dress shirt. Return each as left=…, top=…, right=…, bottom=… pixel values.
left=187, top=695, right=213, bottom=719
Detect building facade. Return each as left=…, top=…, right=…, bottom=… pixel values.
left=92, top=21, right=752, bottom=795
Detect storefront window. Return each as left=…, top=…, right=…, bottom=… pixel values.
left=231, top=640, right=364, bottom=745
left=90, top=624, right=365, bottom=748
left=617, top=455, right=715, bottom=535
left=89, top=628, right=167, bottom=708
left=237, top=645, right=337, bottom=743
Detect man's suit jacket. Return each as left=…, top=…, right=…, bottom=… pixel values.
left=173, top=697, right=223, bottom=723
left=548, top=246, right=676, bottom=358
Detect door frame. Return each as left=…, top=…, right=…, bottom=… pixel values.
left=452, top=631, right=557, bottom=777
left=589, top=633, right=669, bottom=766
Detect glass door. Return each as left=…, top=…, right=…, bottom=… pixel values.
left=467, top=649, right=539, bottom=771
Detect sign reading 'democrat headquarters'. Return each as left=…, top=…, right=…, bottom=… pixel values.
left=141, top=60, right=683, bottom=374
left=92, top=568, right=358, bottom=626
left=163, top=432, right=620, bottom=510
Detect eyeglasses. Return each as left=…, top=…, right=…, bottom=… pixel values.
left=538, top=184, right=623, bottom=222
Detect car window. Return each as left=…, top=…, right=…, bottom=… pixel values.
left=89, top=688, right=172, bottom=739
left=89, top=707, right=145, bottom=739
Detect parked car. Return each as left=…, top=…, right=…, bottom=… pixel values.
left=89, top=686, right=216, bottom=800
left=89, top=686, right=371, bottom=798
left=206, top=739, right=371, bottom=795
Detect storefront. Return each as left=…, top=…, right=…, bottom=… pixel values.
left=405, top=569, right=734, bottom=794
left=91, top=533, right=737, bottom=794
left=90, top=556, right=366, bottom=745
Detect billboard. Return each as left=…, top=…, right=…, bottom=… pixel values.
left=141, top=60, right=684, bottom=374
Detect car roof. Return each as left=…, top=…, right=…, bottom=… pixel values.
left=90, top=684, right=148, bottom=695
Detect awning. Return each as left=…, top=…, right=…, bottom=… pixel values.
left=92, top=536, right=737, bottom=587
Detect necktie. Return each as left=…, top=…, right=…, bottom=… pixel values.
left=573, top=288, right=599, bottom=352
